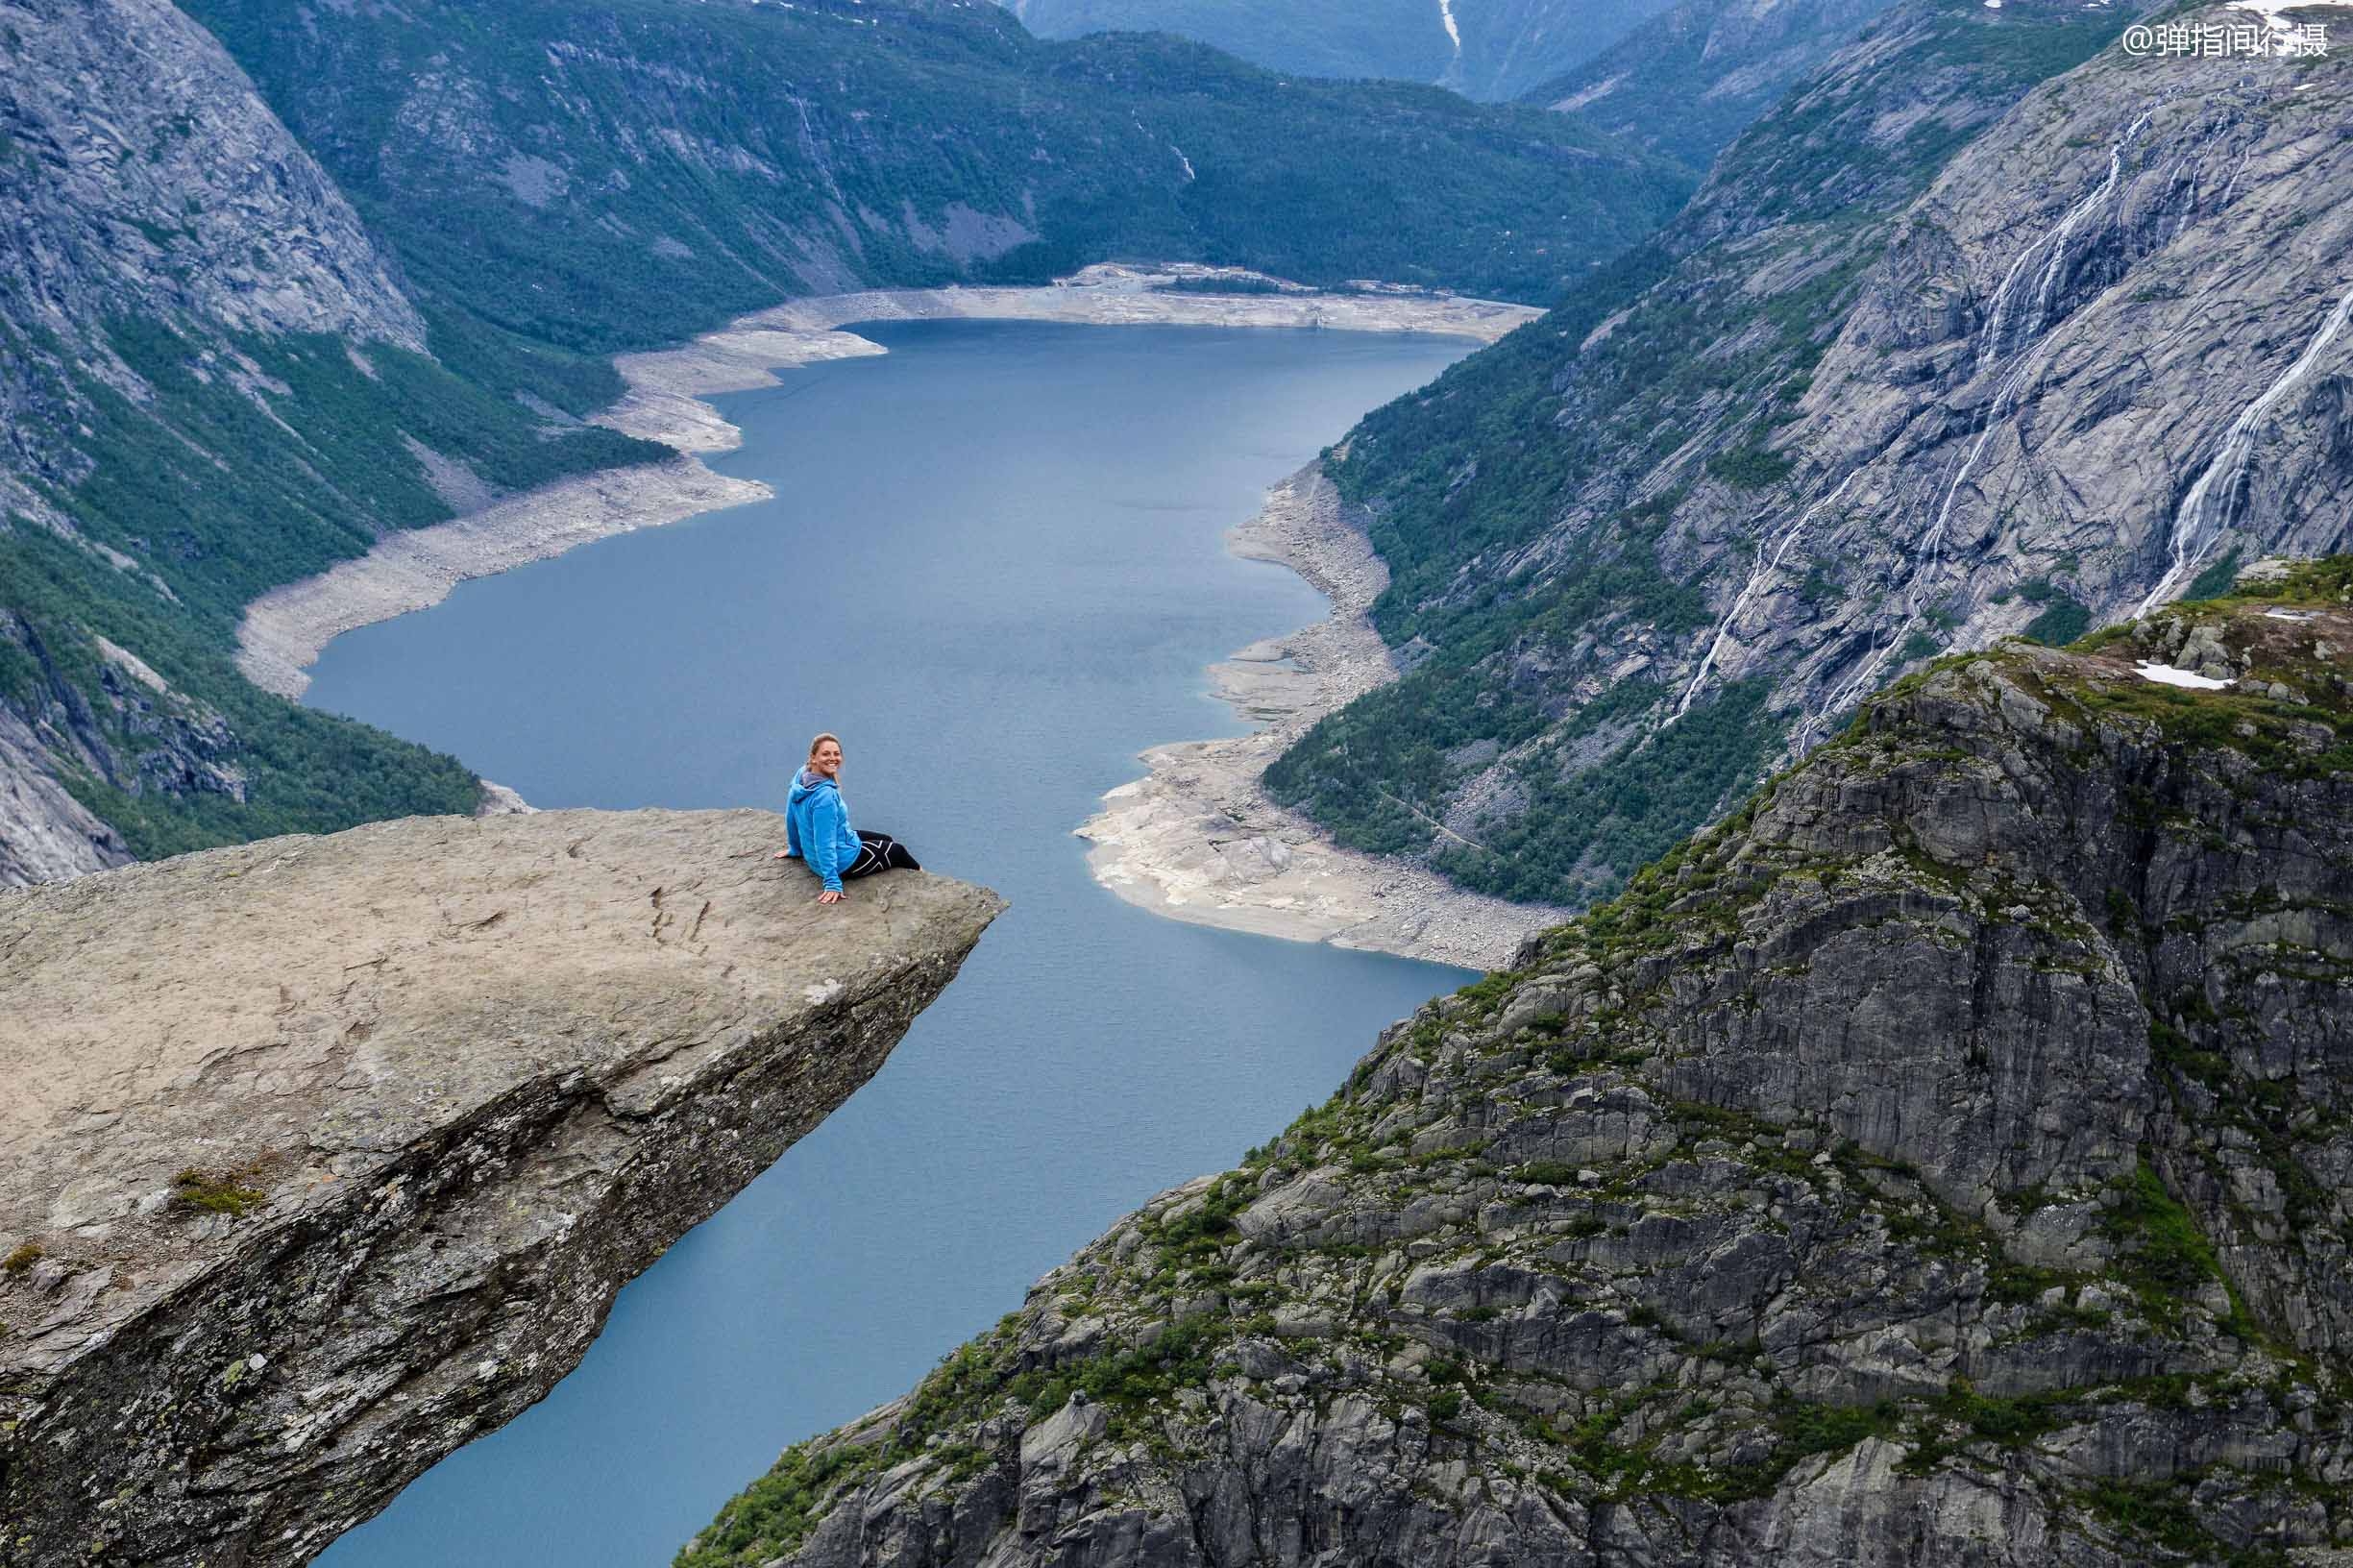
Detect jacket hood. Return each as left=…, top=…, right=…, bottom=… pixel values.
left=788, top=768, right=838, bottom=805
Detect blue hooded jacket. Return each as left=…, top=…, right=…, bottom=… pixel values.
left=785, top=768, right=861, bottom=892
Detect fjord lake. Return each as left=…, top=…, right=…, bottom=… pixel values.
left=306, top=320, right=1479, bottom=1568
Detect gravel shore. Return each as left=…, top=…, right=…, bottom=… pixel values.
left=1075, top=464, right=1569, bottom=971
left=234, top=266, right=1534, bottom=698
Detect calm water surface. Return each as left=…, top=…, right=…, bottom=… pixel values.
left=308, top=321, right=1477, bottom=1567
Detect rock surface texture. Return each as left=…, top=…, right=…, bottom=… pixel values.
left=0, top=0, right=425, bottom=482
left=1531, top=0, right=1898, bottom=170
left=0, top=0, right=443, bottom=884
left=1269, top=0, right=2353, bottom=910
left=682, top=569, right=2353, bottom=1568
left=0, top=808, right=1002, bottom=1568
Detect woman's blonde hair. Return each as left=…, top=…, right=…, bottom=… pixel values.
left=807, top=732, right=842, bottom=761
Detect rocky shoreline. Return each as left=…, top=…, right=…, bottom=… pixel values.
left=233, top=265, right=1537, bottom=699
left=1075, top=464, right=1566, bottom=970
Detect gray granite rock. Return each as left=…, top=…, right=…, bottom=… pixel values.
left=0, top=0, right=429, bottom=890
left=0, top=808, right=1002, bottom=1568
left=1306, top=0, right=2353, bottom=906
left=687, top=593, right=2352, bottom=1568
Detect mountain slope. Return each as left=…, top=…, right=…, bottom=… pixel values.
left=186, top=0, right=1694, bottom=350
left=1263, top=0, right=2352, bottom=909
left=682, top=564, right=2353, bottom=1568
left=1003, top=0, right=1680, bottom=103
left=0, top=0, right=650, bottom=881
left=1005, top=0, right=1458, bottom=86
left=1526, top=0, right=1900, bottom=171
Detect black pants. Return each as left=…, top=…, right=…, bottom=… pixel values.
left=843, top=830, right=920, bottom=880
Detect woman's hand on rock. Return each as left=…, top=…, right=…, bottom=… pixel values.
left=818, top=888, right=845, bottom=904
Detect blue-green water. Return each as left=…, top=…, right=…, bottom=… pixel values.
left=306, top=320, right=1477, bottom=1567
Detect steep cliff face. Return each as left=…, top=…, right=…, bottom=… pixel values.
left=0, top=808, right=1002, bottom=1568
left=1268, top=0, right=2353, bottom=911
left=0, top=0, right=424, bottom=484
left=0, top=626, right=130, bottom=884
left=1693, top=9, right=2353, bottom=739
left=682, top=565, right=2353, bottom=1568
left=0, top=0, right=676, bottom=885
left=0, top=0, right=481, bottom=880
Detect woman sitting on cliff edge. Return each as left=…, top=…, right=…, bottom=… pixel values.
left=773, top=732, right=920, bottom=903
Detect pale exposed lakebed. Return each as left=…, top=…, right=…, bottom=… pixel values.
left=307, top=320, right=1483, bottom=1567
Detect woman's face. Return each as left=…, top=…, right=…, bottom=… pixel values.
left=813, top=740, right=844, bottom=778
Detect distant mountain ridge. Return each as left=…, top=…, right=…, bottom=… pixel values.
left=1526, top=0, right=1901, bottom=170
left=1002, top=0, right=1681, bottom=102
left=187, top=0, right=1690, bottom=349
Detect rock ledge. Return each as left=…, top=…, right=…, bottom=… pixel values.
left=0, top=808, right=1002, bottom=1568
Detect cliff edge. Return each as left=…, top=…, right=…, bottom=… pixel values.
left=687, top=565, right=2353, bottom=1567
left=0, top=808, right=1002, bottom=1568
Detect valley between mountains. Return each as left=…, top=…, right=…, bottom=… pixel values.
left=3, top=0, right=2351, bottom=1564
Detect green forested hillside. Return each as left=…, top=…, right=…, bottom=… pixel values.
left=0, top=0, right=676, bottom=873
left=0, top=315, right=667, bottom=862
left=186, top=0, right=1695, bottom=352
left=1265, top=0, right=2130, bottom=906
